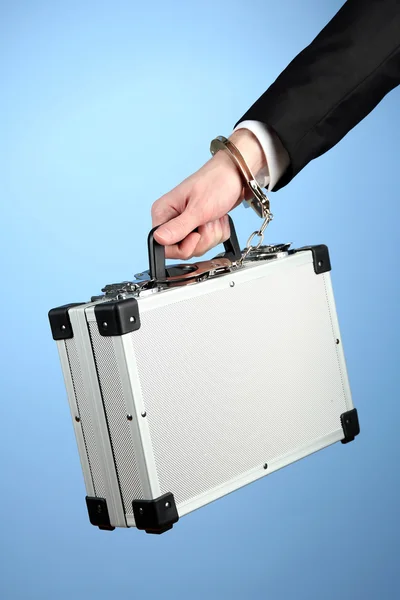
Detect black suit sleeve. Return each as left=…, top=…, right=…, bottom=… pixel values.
left=235, top=0, right=400, bottom=191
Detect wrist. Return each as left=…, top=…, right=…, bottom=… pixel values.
left=228, top=129, right=267, bottom=177
left=210, top=144, right=246, bottom=200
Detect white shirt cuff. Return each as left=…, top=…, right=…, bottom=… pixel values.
left=233, top=120, right=290, bottom=190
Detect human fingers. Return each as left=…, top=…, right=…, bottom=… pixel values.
left=164, top=231, right=201, bottom=260
left=151, top=183, right=187, bottom=228
left=191, top=216, right=230, bottom=257
left=163, top=215, right=230, bottom=259
left=153, top=205, right=202, bottom=248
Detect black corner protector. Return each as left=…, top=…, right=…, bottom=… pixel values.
left=132, top=492, right=179, bottom=534
left=340, top=408, right=360, bottom=444
left=293, top=245, right=331, bottom=274
left=95, top=297, right=140, bottom=337
left=85, top=496, right=114, bottom=529
left=48, top=303, right=85, bottom=340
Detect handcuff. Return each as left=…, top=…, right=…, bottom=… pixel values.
left=209, top=135, right=274, bottom=262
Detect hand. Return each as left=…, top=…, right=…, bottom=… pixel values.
left=151, top=129, right=267, bottom=259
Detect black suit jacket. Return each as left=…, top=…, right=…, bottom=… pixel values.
left=235, top=0, right=400, bottom=190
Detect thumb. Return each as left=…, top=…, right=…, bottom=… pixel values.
left=154, top=209, right=199, bottom=246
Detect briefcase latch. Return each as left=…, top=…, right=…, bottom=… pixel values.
left=149, top=257, right=235, bottom=287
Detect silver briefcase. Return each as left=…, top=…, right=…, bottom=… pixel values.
left=48, top=216, right=360, bottom=534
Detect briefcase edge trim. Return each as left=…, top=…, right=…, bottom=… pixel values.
left=85, top=303, right=162, bottom=504
left=56, top=338, right=96, bottom=498
left=70, top=305, right=127, bottom=528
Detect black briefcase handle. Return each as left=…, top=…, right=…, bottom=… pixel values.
left=147, top=215, right=241, bottom=281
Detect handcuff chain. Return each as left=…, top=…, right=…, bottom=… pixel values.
left=238, top=166, right=274, bottom=264
left=239, top=206, right=274, bottom=265
left=209, top=136, right=274, bottom=266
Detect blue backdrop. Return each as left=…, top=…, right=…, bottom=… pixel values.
left=1, top=1, right=399, bottom=598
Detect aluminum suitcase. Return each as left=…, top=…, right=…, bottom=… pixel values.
left=48, top=216, right=360, bottom=534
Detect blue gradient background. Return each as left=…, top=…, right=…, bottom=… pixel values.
left=1, top=1, right=399, bottom=598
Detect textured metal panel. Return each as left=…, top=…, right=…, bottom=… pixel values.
left=131, top=263, right=349, bottom=506
left=88, top=323, right=145, bottom=519
left=64, top=337, right=107, bottom=497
